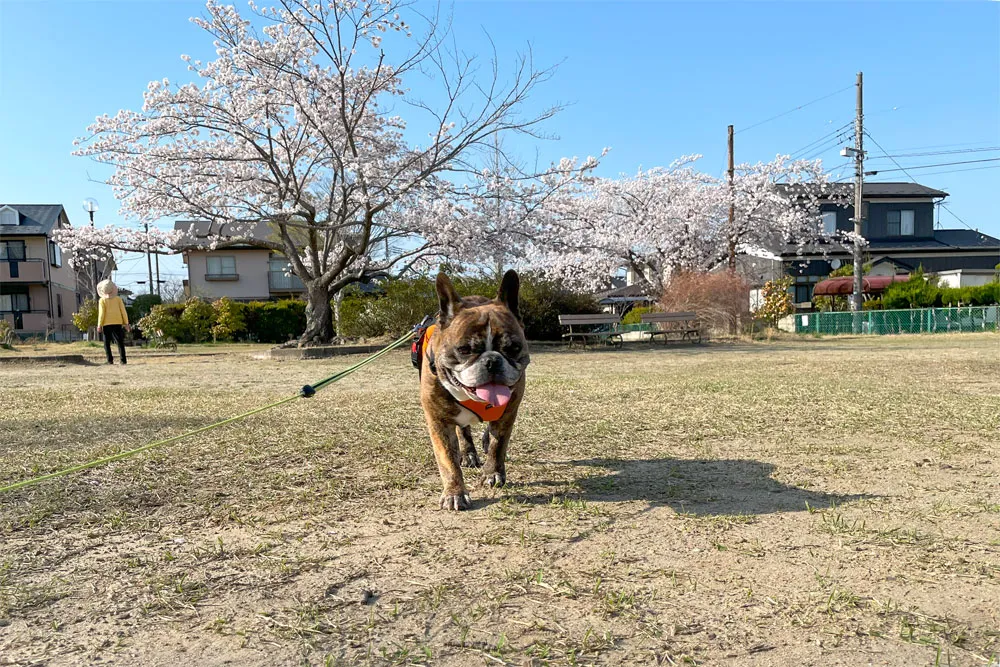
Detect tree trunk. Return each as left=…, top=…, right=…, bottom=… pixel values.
left=333, top=290, right=342, bottom=339
left=300, top=282, right=335, bottom=346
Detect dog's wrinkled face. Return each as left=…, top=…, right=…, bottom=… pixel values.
left=434, top=271, right=530, bottom=407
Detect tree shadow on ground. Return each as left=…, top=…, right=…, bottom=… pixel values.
left=503, top=457, right=871, bottom=517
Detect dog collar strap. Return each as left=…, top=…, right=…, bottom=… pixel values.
left=420, top=324, right=508, bottom=422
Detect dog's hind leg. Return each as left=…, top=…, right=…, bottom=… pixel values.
left=458, top=425, right=482, bottom=468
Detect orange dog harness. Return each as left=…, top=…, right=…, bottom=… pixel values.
left=413, top=323, right=508, bottom=422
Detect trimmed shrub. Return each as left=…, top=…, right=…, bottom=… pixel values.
left=753, top=276, right=794, bottom=327
left=180, top=298, right=216, bottom=343
left=882, top=270, right=939, bottom=309
left=336, top=273, right=601, bottom=341
left=515, top=274, right=601, bottom=340
left=244, top=299, right=306, bottom=343
left=211, top=297, right=247, bottom=342
left=622, top=306, right=653, bottom=325
left=138, top=304, right=188, bottom=341
left=73, top=299, right=98, bottom=332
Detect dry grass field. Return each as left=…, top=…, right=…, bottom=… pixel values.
left=1, top=334, right=998, bottom=666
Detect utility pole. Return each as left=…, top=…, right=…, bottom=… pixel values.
left=82, top=198, right=100, bottom=297
left=144, top=222, right=154, bottom=296
left=727, top=124, right=736, bottom=271
left=851, top=71, right=865, bottom=313
left=155, top=250, right=161, bottom=297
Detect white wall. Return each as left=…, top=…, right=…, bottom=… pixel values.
left=936, top=271, right=996, bottom=288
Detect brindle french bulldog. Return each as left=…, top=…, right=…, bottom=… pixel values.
left=419, top=271, right=530, bottom=510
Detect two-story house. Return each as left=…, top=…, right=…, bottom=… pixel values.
left=781, top=182, right=1000, bottom=307
left=0, top=204, right=84, bottom=340
left=173, top=221, right=305, bottom=301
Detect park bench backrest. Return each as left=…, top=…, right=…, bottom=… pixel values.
left=559, top=314, right=621, bottom=327
left=642, top=312, right=699, bottom=331
left=640, top=312, right=698, bottom=323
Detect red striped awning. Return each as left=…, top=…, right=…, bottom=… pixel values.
left=812, top=275, right=909, bottom=296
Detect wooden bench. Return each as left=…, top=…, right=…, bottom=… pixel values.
left=641, top=311, right=702, bottom=344
left=558, top=314, right=623, bottom=348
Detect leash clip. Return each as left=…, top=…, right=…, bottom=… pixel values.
left=412, top=315, right=434, bottom=333
left=299, top=385, right=316, bottom=398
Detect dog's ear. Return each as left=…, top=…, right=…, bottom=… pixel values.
left=497, top=269, right=520, bottom=321
left=436, top=272, right=463, bottom=328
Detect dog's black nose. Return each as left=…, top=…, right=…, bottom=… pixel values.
left=485, top=354, right=503, bottom=374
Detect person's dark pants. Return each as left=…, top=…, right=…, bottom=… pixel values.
left=103, top=325, right=127, bottom=365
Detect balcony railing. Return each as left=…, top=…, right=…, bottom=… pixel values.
left=0, top=258, right=45, bottom=282
left=1, top=310, right=50, bottom=331
left=268, top=270, right=305, bottom=291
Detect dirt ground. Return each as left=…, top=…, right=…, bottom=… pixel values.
left=1, top=334, right=998, bottom=666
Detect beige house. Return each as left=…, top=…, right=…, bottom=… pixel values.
left=0, top=204, right=85, bottom=340
left=174, top=221, right=305, bottom=301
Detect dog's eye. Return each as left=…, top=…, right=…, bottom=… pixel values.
left=457, top=345, right=473, bottom=356
left=505, top=343, right=522, bottom=356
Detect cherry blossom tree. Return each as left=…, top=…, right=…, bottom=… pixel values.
left=72, top=0, right=591, bottom=345
left=528, top=155, right=849, bottom=298
left=725, top=155, right=847, bottom=270
left=443, top=146, right=604, bottom=279
left=52, top=224, right=179, bottom=297
left=529, top=157, right=727, bottom=296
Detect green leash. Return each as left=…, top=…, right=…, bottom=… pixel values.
left=0, top=331, right=414, bottom=494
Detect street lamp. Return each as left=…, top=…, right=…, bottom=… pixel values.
left=82, top=198, right=100, bottom=297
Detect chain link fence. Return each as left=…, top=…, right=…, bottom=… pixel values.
left=795, top=306, right=1000, bottom=336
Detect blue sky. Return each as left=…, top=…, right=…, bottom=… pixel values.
left=1, top=1, right=997, bottom=293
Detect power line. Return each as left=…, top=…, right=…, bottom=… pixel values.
left=888, top=164, right=1000, bottom=178
left=879, top=140, right=997, bottom=153
left=788, top=121, right=853, bottom=159
left=800, top=133, right=853, bottom=161
left=737, top=85, right=854, bottom=134
left=823, top=161, right=853, bottom=175
left=866, top=146, right=1000, bottom=160
left=865, top=156, right=1000, bottom=175
left=864, top=130, right=920, bottom=183
left=938, top=203, right=981, bottom=234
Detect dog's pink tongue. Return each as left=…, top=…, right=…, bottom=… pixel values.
left=474, top=383, right=511, bottom=407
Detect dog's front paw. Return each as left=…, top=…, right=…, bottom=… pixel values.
left=439, top=493, right=472, bottom=511
left=461, top=449, right=482, bottom=468
left=480, top=471, right=506, bottom=488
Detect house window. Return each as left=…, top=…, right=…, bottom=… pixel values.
left=269, top=258, right=291, bottom=273
left=795, top=284, right=812, bottom=304
left=900, top=210, right=915, bottom=236
left=0, top=240, right=26, bottom=260
left=0, top=286, right=30, bottom=312
left=0, top=207, right=17, bottom=226
left=821, top=211, right=837, bottom=235
left=206, top=255, right=237, bottom=276
left=887, top=210, right=900, bottom=236
left=49, top=241, right=62, bottom=267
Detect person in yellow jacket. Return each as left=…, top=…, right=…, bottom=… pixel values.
left=97, top=279, right=130, bottom=365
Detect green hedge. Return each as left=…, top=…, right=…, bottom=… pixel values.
left=883, top=271, right=999, bottom=310
left=244, top=300, right=306, bottom=343
left=137, top=298, right=305, bottom=343
left=337, top=273, right=601, bottom=341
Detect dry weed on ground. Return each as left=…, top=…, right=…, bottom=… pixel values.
left=1, top=334, right=999, bottom=666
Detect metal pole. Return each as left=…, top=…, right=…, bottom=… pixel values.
left=155, top=250, right=161, bottom=297
left=89, top=210, right=99, bottom=297
left=727, top=124, right=736, bottom=271
left=851, top=72, right=865, bottom=314
left=145, top=222, right=154, bottom=295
